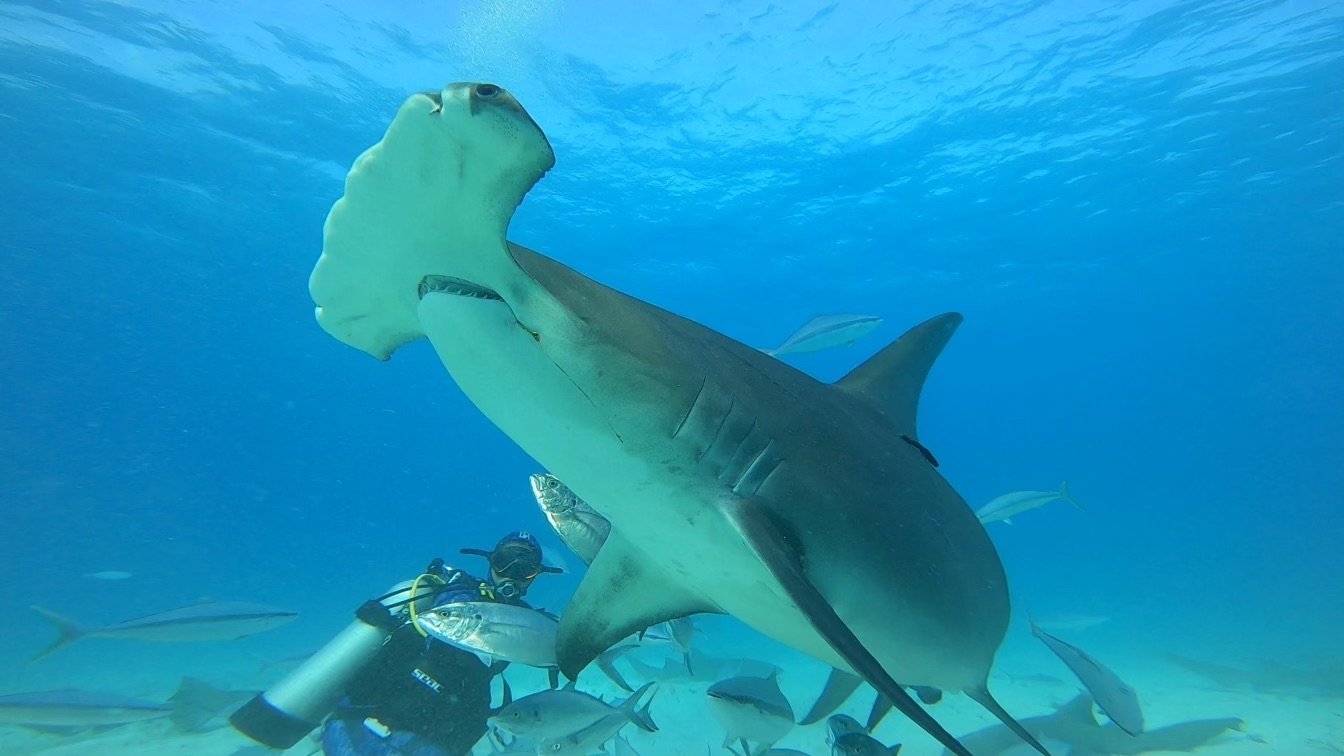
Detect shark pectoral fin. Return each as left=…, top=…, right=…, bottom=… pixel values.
left=834, top=312, right=962, bottom=441
left=555, top=532, right=720, bottom=680
left=866, top=695, right=894, bottom=731
left=967, top=686, right=1055, bottom=756
left=721, top=499, right=974, bottom=756
left=798, top=668, right=863, bottom=725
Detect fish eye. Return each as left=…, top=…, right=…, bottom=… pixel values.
left=476, top=84, right=502, bottom=99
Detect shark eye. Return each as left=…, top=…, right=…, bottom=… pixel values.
left=476, top=84, right=502, bottom=99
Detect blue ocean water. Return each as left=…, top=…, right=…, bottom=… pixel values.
left=1, top=0, right=1341, bottom=751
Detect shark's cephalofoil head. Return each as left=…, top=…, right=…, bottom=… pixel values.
left=425, top=82, right=555, bottom=189
left=310, top=81, right=558, bottom=361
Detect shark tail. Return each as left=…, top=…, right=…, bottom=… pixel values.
left=28, top=606, right=88, bottom=663
left=967, top=685, right=1052, bottom=756
left=1059, top=481, right=1085, bottom=511
left=168, top=676, right=254, bottom=732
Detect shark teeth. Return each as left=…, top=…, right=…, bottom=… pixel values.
left=417, top=275, right=503, bottom=302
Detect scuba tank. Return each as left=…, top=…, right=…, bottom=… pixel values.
left=229, top=573, right=440, bottom=749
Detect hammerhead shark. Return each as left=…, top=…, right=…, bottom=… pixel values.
left=309, top=81, right=1048, bottom=756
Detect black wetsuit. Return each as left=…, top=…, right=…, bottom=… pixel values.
left=325, top=569, right=520, bottom=756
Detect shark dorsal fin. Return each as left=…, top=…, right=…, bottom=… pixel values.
left=1057, top=692, right=1099, bottom=725
left=834, top=312, right=963, bottom=441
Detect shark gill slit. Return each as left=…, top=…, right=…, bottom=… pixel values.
left=547, top=358, right=624, bottom=444
left=704, top=402, right=756, bottom=478
left=695, top=396, right=735, bottom=463
left=732, top=440, right=782, bottom=497
left=672, top=376, right=709, bottom=439
left=717, top=418, right=760, bottom=481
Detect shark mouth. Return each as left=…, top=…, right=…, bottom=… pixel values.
left=418, top=275, right=503, bottom=302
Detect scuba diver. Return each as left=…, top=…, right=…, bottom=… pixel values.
left=230, top=531, right=561, bottom=756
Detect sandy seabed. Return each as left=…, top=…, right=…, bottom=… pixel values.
left=2, top=632, right=1340, bottom=756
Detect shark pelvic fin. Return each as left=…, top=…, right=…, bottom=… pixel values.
left=555, top=532, right=720, bottom=680
left=799, top=668, right=864, bottom=725
left=967, top=685, right=1054, bottom=755
left=834, top=312, right=962, bottom=441
left=722, top=498, right=975, bottom=756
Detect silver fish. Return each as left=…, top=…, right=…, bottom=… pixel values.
left=1031, top=617, right=1144, bottom=735
left=83, top=570, right=133, bottom=581
left=763, top=314, right=884, bottom=357
left=827, top=713, right=866, bottom=741
left=707, top=673, right=795, bottom=753
left=530, top=472, right=611, bottom=565
left=534, top=687, right=657, bottom=756
left=976, top=481, right=1082, bottom=525
left=30, top=601, right=297, bottom=661
left=0, top=689, right=170, bottom=727
left=490, top=681, right=656, bottom=741
left=832, top=730, right=903, bottom=756
left=416, top=601, right=558, bottom=668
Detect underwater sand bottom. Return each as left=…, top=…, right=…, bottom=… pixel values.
left=1, top=640, right=1339, bottom=755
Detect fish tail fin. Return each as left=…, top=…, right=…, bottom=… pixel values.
left=596, top=644, right=636, bottom=693
left=632, top=697, right=658, bottom=733
left=28, top=605, right=87, bottom=663
left=1060, top=481, right=1084, bottom=511
left=967, top=685, right=1052, bottom=756
left=624, top=683, right=658, bottom=733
